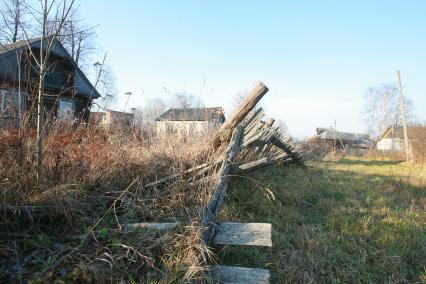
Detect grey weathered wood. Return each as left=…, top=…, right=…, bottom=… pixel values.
left=270, top=136, right=305, bottom=167
left=202, top=126, right=244, bottom=243
left=214, top=82, right=269, bottom=148
left=213, top=222, right=272, bottom=247
left=210, top=265, right=270, bottom=283
left=242, top=108, right=264, bottom=129
left=124, top=222, right=179, bottom=230
left=234, top=155, right=291, bottom=173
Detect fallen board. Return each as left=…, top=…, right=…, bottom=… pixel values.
left=210, top=265, right=270, bottom=283
left=124, top=222, right=179, bottom=230
left=212, top=222, right=272, bottom=247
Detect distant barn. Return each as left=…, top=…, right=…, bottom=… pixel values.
left=377, top=125, right=426, bottom=151
left=155, top=107, right=225, bottom=136
left=308, top=127, right=373, bottom=149
left=89, top=109, right=134, bottom=129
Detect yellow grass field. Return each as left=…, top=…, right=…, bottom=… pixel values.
left=220, top=156, right=426, bottom=283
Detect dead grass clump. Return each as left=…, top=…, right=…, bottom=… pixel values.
left=411, top=141, right=426, bottom=164
left=300, top=143, right=333, bottom=161
left=0, top=123, right=217, bottom=282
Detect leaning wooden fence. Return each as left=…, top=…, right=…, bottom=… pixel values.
left=128, top=81, right=306, bottom=283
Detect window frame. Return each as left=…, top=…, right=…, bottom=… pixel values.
left=0, top=89, right=25, bottom=119
left=57, top=97, right=76, bottom=121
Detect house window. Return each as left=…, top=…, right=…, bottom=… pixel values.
left=0, top=89, right=24, bottom=118
left=57, top=98, right=75, bottom=120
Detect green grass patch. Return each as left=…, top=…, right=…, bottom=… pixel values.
left=218, top=156, right=426, bottom=283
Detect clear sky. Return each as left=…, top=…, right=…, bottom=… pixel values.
left=79, top=1, right=426, bottom=138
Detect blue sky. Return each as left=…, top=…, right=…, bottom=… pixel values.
left=79, top=1, right=426, bottom=138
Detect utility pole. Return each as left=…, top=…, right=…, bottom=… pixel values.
left=396, top=70, right=410, bottom=162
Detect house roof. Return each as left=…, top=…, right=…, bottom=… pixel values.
left=309, top=128, right=370, bottom=141
left=0, top=38, right=42, bottom=55
left=379, top=125, right=426, bottom=141
left=155, top=107, right=224, bottom=121
left=0, top=37, right=101, bottom=99
left=308, top=127, right=373, bottom=148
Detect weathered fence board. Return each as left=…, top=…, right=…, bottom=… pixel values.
left=124, top=222, right=179, bottom=230
left=210, top=265, right=270, bottom=283
left=212, top=222, right=272, bottom=247
left=214, top=82, right=269, bottom=148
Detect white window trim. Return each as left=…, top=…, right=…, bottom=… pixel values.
left=57, top=98, right=76, bottom=121
left=0, top=89, right=25, bottom=119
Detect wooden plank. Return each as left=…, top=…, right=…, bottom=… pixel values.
left=124, top=222, right=179, bottom=230
left=210, top=265, right=270, bottom=283
left=213, top=82, right=269, bottom=148
left=213, top=222, right=272, bottom=247
left=202, top=126, right=244, bottom=244
left=234, top=155, right=291, bottom=173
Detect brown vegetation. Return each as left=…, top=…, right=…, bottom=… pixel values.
left=0, top=121, right=217, bottom=282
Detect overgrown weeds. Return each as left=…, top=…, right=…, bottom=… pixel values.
left=0, top=123, right=217, bottom=282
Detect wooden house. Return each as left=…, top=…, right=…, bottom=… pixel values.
left=155, top=107, right=225, bottom=136
left=0, top=37, right=100, bottom=128
left=377, top=125, right=426, bottom=151
left=308, top=127, right=373, bottom=149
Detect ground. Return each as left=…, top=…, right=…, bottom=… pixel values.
left=218, top=156, right=426, bottom=283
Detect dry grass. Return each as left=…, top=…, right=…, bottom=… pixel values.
left=219, top=156, right=426, bottom=283
left=411, top=141, right=426, bottom=164
left=0, top=122, right=219, bottom=282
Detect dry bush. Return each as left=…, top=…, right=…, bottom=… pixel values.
left=411, top=141, right=426, bottom=164
left=300, top=142, right=335, bottom=161
left=0, top=121, right=218, bottom=282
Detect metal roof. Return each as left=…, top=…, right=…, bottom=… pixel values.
left=156, top=107, right=224, bottom=121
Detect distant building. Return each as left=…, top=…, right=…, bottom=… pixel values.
left=155, top=107, right=225, bottom=136
left=377, top=125, right=426, bottom=151
left=308, top=127, right=373, bottom=149
left=89, top=109, right=134, bottom=129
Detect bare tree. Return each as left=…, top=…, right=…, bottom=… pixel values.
left=363, top=83, right=415, bottom=140
left=0, top=0, right=28, bottom=43
left=172, top=92, right=203, bottom=108
left=132, top=98, right=167, bottom=136
left=54, top=9, right=95, bottom=68
left=93, top=60, right=118, bottom=111
left=276, top=118, right=288, bottom=136
left=22, top=0, right=75, bottom=179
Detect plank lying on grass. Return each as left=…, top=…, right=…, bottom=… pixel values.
left=210, top=265, right=270, bottom=284
left=124, top=222, right=179, bottom=230
left=212, top=222, right=272, bottom=247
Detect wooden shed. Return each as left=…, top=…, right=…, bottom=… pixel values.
left=155, top=107, right=225, bottom=136
left=89, top=109, right=134, bottom=130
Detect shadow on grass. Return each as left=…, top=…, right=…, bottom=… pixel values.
left=335, top=158, right=404, bottom=167
left=218, top=163, right=426, bottom=283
